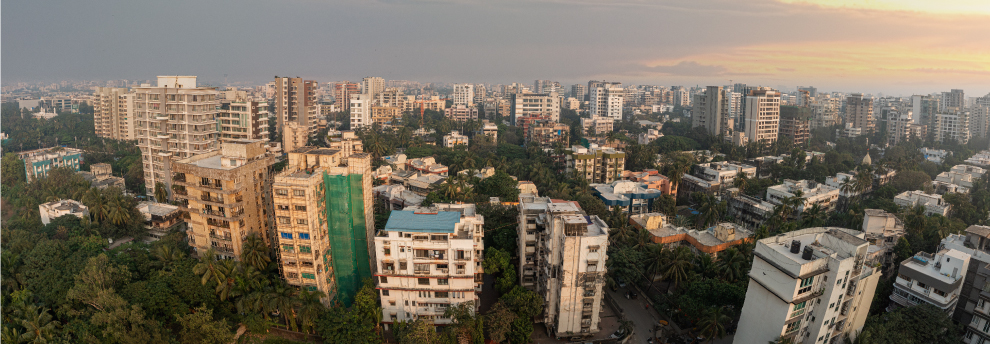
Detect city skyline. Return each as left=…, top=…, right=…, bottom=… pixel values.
left=3, top=0, right=988, bottom=96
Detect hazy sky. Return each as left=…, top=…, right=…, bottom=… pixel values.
left=3, top=0, right=989, bottom=96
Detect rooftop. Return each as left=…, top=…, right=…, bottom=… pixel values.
left=383, top=210, right=462, bottom=233
left=137, top=201, right=180, bottom=218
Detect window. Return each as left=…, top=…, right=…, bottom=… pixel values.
left=980, top=300, right=986, bottom=309
left=286, top=272, right=298, bottom=278
left=830, top=302, right=835, bottom=309
left=400, top=261, right=407, bottom=270
left=415, top=264, right=429, bottom=273
left=435, top=292, right=449, bottom=298
left=589, top=245, right=600, bottom=253
left=934, top=289, right=946, bottom=297
left=384, top=247, right=391, bottom=255
left=438, top=279, right=449, bottom=285
left=380, top=276, right=388, bottom=283
left=280, top=232, right=293, bottom=239
left=799, top=277, right=814, bottom=294
left=299, top=246, right=312, bottom=253
left=298, top=233, right=311, bottom=240
left=296, top=218, right=308, bottom=225
left=278, top=205, right=289, bottom=210
left=382, top=289, right=389, bottom=296
left=793, top=301, right=806, bottom=311
left=984, top=320, right=990, bottom=333
left=302, top=273, right=315, bottom=279
left=418, top=278, right=430, bottom=285
left=917, top=282, right=928, bottom=290
left=295, top=205, right=307, bottom=211
left=275, top=189, right=288, bottom=196
left=282, top=245, right=295, bottom=252
left=293, top=190, right=305, bottom=196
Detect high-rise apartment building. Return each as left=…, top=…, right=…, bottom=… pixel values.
left=333, top=81, right=360, bottom=111
left=564, top=145, right=626, bottom=184
left=452, top=84, right=475, bottom=107
left=218, top=99, right=270, bottom=143
left=362, top=77, right=385, bottom=101
left=375, top=203, right=485, bottom=328
left=743, top=89, right=781, bottom=144
left=171, top=140, right=279, bottom=260
left=473, top=84, right=487, bottom=105
left=935, top=112, right=971, bottom=144
left=779, top=105, right=811, bottom=145
left=589, top=82, right=624, bottom=121
left=349, top=94, right=373, bottom=129
left=133, top=76, right=220, bottom=197
left=273, top=146, right=374, bottom=305
left=734, top=227, right=880, bottom=344
left=517, top=195, right=609, bottom=339
left=92, top=87, right=134, bottom=140
left=846, top=93, right=874, bottom=134
left=273, top=77, right=318, bottom=153
left=692, top=86, right=733, bottom=137
left=571, top=84, right=587, bottom=101
left=943, top=89, right=965, bottom=112
left=509, top=92, right=562, bottom=125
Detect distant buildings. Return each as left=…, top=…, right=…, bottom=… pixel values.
left=734, top=227, right=879, bottom=344
left=39, top=199, right=89, bottom=225
left=509, top=92, right=562, bottom=125
left=516, top=195, right=609, bottom=338
left=92, top=87, right=134, bottom=140
left=692, top=86, right=733, bottom=137
left=779, top=105, right=811, bottom=145
left=920, top=148, right=950, bottom=164
left=443, top=131, right=469, bottom=148
left=588, top=82, right=624, bottom=121
left=452, top=83, right=475, bottom=107
left=591, top=180, right=663, bottom=215
left=375, top=203, right=485, bottom=328
left=836, top=123, right=863, bottom=139
left=743, top=88, right=780, bottom=144
left=621, top=170, right=676, bottom=196
left=678, top=161, right=756, bottom=199
left=565, top=145, right=625, bottom=184
left=766, top=179, right=840, bottom=212
left=632, top=213, right=752, bottom=257
left=273, top=77, right=319, bottom=153
left=17, top=147, right=82, bottom=182
left=527, top=122, right=569, bottom=148
left=965, top=151, right=990, bottom=167
left=219, top=99, right=270, bottom=142
left=581, top=116, right=614, bottom=136
left=444, top=105, right=478, bottom=122
left=846, top=93, right=874, bottom=134
left=894, top=190, right=950, bottom=216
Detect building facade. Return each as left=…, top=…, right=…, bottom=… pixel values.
left=92, top=87, right=134, bottom=140
left=219, top=99, right=270, bottom=142
left=846, top=93, right=874, bottom=134
left=565, top=145, right=626, bottom=184
left=743, top=89, right=781, bottom=144
left=17, top=147, right=83, bottom=182
left=274, top=77, right=319, bottom=153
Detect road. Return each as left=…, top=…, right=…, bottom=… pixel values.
left=607, top=287, right=734, bottom=344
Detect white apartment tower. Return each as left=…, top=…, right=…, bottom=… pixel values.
left=453, top=84, right=475, bottom=107
left=133, top=76, right=219, bottom=197
left=517, top=195, right=610, bottom=339
left=375, top=203, right=485, bottom=328
left=735, top=227, right=880, bottom=344
left=93, top=87, right=135, bottom=140
left=362, top=77, right=385, bottom=101
left=349, top=94, right=373, bottom=129
left=743, top=89, right=781, bottom=144
left=589, top=82, right=624, bottom=121
left=273, top=77, right=318, bottom=153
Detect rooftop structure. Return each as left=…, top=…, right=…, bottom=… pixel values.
left=861, top=209, right=905, bottom=271
left=921, top=148, right=951, bottom=164
left=767, top=179, right=841, bottom=212
left=372, top=184, right=425, bottom=210
left=620, top=170, right=676, bottom=196
left=591, top=180, right=664, bottom=215
left=727, top=194, right=776, bottom=229
left=137, top=201, right=185, bottom=241
left=443, top=131, right=469, bottom=148
left=407, top=157, right=448, bottom=176
left=631, top=213, right=752, bottom=257
left=77, top=163, right=126, bottom=190
left=39, top=199, right=89, bottom=225
left=677, top=161, right=755, bottom=199
left=934, top=170, right=974, bottom=194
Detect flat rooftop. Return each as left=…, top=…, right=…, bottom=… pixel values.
left=384, top=210, right=462, bottom=233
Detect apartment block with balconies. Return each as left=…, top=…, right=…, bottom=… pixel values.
left=171, top=140, right=279, bottom=260
left=565, top=145, right=625, bottom=184
left=735, top=227, right=880, bottom=344
left=889, top=249, right=969, bottom=313
left=375, top=203, right=484, bottom=328
left=894, top=190, right=950, bottom=217
left=133, top=76, right=220, bottom=198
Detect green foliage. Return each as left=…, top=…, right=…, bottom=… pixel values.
left=652, top=135, right=700, bottom=153
left=175, top=306, right=235, bottom=344
left=474, top=170, right=520, bottom=201
left=856, top=304, right=962, bottom=344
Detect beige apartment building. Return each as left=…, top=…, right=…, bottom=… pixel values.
left=743, top=88, right=781, bottom=144
left=846, top=93, right=874, bottom=134
left=273, top=146, right=375, bottom=306
left=171, top=140, right=280, bottom=260
left=219, top=99, right=270, bottom=143
left=93, top=87, right=134, bottom=140
left=565, top=145, right=626, bottom=184
left=133, top=76, right=220, bottom=197
left=274, top=77, right=319, bottom=153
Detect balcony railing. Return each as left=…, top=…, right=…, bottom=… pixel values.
left=201, top=195, right=224, bottom=203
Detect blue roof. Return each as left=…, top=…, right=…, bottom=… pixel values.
left=384, top=210, right=461, bottom=233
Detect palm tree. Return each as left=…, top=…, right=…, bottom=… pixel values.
left=801, top=204, right=825, bottom=228
left=152, top=245, right=185, bottom=270
left=609, top=225, right=635, bottom=245
left=154, top=181, right=169, bottom=203
left=240, top=234, right=271, bottom=271
left=81, top=188, right=109, bottom=224
left=193, top=248, right=225, bottom=285
left=633, top=229, right=654, bottom=252
left=644, top=244, right=667, bottom=292
left=694, top=253, right=717, bottom=280
left=671, top=215, right=692, bottom=228
left=696, top=306, right=731, bottom=344
left=732, top=171, right=748, bottom=194
left=267, top=283, right=301, bottom=331
left=695, top=193, right=725, bottom=230
left=663, top=246, right=694, bottom=292
left=20, top=305, right=58, bottom=344
left=716, top=248, right=747, bottom=282
left=296, top=288, right=326, bottom=334
left=106, top=195, right=130, bottom=226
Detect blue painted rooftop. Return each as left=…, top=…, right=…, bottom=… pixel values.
left=384, top=210, right=461, bottom=233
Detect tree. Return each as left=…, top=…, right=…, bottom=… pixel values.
left=716, top=248, right=747, bottom=282
left=296, top=288, right=327, bottom=334
left=394, top=319, right=441, bottom=344
left=444, top=302, right=484, bottom=344
left=485, top=301, right=517, bottom=343
left=154, top=182, right=168, bottom=203
left=696, top=306, right=731, bottom=343
left=240, top=233, right=271, bottom=271
left=174, top=306, right=235, bottom=344
left=855, top=304, right=961, bottom=344
left=18, top=304, right=59, bottom=344
left=662, top=246, right=694, bottom=292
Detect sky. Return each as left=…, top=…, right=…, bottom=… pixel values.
left=3, top=0, right=989, bottom=96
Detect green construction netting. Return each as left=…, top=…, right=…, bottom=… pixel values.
left=323, top=172, right=371, bottom=306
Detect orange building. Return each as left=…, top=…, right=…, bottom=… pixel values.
left=621, top=170, right=677, bottom=196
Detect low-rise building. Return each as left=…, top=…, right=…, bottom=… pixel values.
left=953, top=164, right=986, bottom=180
left=580, top=116, right=614, bottom=136
left=444, top=105, right=479, bottom=122
left=137, top=201, right=185, bottom=241
left=565, top=145, right=625, bottom=184
left=921, top=147, right=950, bottom=164
left=443, top=131, right=469, bottom=148
left=407, top=173, right=447, bottom=196
left=825, top=172, right=861, bottom=198
left=632, top=213, right=752, bottom=258
left=17, top=147, right=83, bottom=182
left=621, top=170, right=676, bottom=196
left=766, top=179, right=841, bottom=212
left=39, top=199, right=89, bottom=225
left=965, top=151, right=990, bottom=167
left=78, top=163, right=126, bottom=190
left=527, top=121, right=570, bottom=148
left=727, top=194, right=776, bottom=229
left=591, top=180, right=664, bottom=215
left=678, top=161, right=756, bottom=199
left=894, top=190, right=950, bottom=216
left=375, top=203, right=485, bottom=328
left=407, top=157, right=449, bottom=176
left=478, top=120, right=498, bottom=143
left=637, top=128, right=663, bottom=145
left=889, top=249, right=969, bottom=314
left=836, top=123, right=863, bottom=139
left=373, top=184, right=425, bottom=210
left=862, top=209, right=906, bottom=271
left=734, top=227, right=880, bottom=344
left=933, top=170, right=974, bottom=194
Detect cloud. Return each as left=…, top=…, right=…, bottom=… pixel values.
left=644, top=61, right=728, bottom=76
left=775, top=0, right=990, bottom=15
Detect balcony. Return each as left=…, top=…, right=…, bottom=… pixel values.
left=210, top=234, right=232, bottom=241
left=456, top=269, right=466, bottom=275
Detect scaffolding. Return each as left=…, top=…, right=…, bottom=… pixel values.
left=324, top=172, right=371, bottom=306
